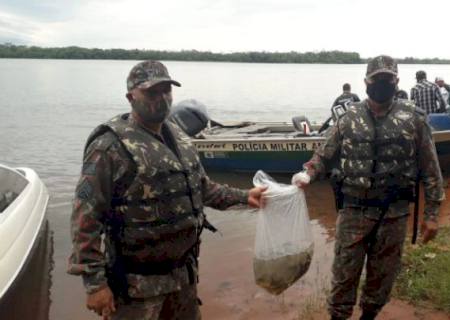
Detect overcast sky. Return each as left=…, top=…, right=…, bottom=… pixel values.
left=1, top=0, right=449, bottom=59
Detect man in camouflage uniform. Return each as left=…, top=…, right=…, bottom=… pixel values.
left=332, top=83, right=361, bottom=108
left=68, top=60, right=266, bottom=320
left=292, top=55, right=445, bottom=320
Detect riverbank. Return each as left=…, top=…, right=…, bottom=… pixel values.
left=199, top=175, right=450, bottom=320
left=3, top=44, right=450, bottom=64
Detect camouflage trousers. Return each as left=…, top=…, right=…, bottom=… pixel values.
left=327, top=206, right=408, bottom=319
left=111, top=281, right=201, bottom=320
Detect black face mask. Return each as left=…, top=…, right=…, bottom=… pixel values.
left=366, top=79, right=396, bottom=104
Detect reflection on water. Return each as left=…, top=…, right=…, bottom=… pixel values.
left=0, top=220, right=54, bottom=320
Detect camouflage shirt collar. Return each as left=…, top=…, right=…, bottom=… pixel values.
left=129, top=113, right=167, bottom=142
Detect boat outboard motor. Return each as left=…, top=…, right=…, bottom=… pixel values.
left=169, top=99, right=209, bottom=137
left=292, top=115, right=312, bottom=135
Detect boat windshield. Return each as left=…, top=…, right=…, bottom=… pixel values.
left=0, top=166, right=28, bottom=213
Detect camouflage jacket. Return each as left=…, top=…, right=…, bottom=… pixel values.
left=68, top=114, right=249, bottom=296
left=303, top=99, right=445, bottom=221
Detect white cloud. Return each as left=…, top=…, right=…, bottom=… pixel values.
left=0, top=11, right=44, bottom=43
left=1, top=0, right=450, bottom=59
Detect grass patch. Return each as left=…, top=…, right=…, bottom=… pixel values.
left=297, top=277, right=330, bottom=320
left=393, top=226, right=450, bottom=312
left=297, top=292, right=328, bottom=320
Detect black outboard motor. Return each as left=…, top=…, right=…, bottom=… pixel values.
left=169, top=99, right=209, bottom=137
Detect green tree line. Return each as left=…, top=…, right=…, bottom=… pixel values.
left=1, top=43, right=449, bottom=64
left=0, top=43, right=361, bottom=63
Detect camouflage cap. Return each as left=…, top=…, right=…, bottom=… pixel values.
left=127, top=60, right=181, bottom=92
left=365, top=55, right=398, bottom=79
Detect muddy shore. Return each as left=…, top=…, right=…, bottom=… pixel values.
left=199, top=175, right=450, bottom=320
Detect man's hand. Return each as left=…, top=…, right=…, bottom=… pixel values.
left=421, top=220, right=439, bottom=244
left=86, top=286, right=116, bottom=319
left=248, top=186, right=267, bottom=208
left=291, top=171, right=311, bottom=188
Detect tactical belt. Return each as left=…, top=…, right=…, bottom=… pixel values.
left=341, top=154, right=412, bottom=161
left=122, top=211, right=197, bottom=228
left=122, top=248, right=193, bottom=276
left=343, top=196, right=389, bottom=208
left=343, top=188, right=414, bottom=207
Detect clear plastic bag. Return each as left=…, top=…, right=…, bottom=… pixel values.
left=253, top=170, right=314, bottom=295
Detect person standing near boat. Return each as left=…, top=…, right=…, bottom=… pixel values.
left=67, top=60, right=265, bottom=320
left=435, top=77, right=450, bottom=112
left=292, top=55, right=445, bottom=320
left=332, top=83, right=361, bottom=107
left=410, top=70, right=447, bottom=114
left=394, top=87, right=408, bottom=100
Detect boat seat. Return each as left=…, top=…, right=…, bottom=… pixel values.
left=0, top=191, right=18, bottom=213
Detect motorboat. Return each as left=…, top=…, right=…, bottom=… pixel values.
left=0, top=164, right=49, bottom=300
left=193, top=120, right=325, bottom=172
left=169, top=101, right=450, bottom=173
left=192, top=117, right=450, bottom=173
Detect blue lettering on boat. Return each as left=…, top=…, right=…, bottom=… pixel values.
left=221, top=141, right=323, bottom=152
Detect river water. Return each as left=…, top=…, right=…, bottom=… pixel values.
left=1, top=59, right=450, bottom=320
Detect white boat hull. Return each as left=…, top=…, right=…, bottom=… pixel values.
left=0, top=166, right=49, bottom=300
